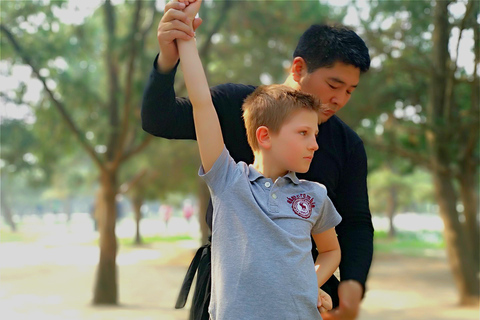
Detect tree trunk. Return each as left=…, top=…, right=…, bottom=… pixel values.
left=427, top=1, right=480, bottom=306
left=458, top=171, right=479, bottom=272
left=432, top=173, right=479, bottom=305
left=0, top=186, right=17, bottom=232
left=386, top=186, right=397, bottom=238
left=132, top=196, right=143, bottom=245
left=93, top=170, right=118, bottom=304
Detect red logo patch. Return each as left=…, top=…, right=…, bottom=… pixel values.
left=287, top=194, right=315, bottom=219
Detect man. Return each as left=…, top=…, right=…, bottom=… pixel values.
left=142, top=2, right=374, bottom=319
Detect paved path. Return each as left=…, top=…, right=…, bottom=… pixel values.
left=1, top=240, right=478, bottom=320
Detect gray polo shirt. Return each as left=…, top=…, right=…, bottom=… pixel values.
left=200, top=147, right=342, bottom=320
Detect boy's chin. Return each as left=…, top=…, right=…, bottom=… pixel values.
left=296, top=167, right=310, bottom=174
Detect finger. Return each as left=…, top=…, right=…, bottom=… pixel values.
left=321, top=296, right=333, bottom=310
left=192, top=17, right=203, bottom=31
left=161, top=29, right=193, bottom=42
left=322, top=308, right=341, bottom=320
left=161, top=8, right=190, bottom=25
left=163, top=19, right=195, bottom=36
left=165, top=0, right=186, bottom=12
left=318, top=306, right=328, bottom=314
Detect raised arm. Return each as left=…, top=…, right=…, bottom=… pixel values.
left=176, top=0, right=223, bottom=172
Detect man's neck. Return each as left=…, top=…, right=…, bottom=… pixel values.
left=283, top=75, right=300, bottom=90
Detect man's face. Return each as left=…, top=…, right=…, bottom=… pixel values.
left=298, top=62, right=360, bottom=123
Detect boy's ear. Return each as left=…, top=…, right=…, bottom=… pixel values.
left=291, top=57, right=307, bottom=83
left=256, top=126, right=271, bottom=149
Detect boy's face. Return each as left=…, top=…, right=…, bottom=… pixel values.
left=297, top=61, right=360, bottom=123
left=270, top=109, right=319, bottom=174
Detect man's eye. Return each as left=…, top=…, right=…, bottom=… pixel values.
left=328, top=83, right=338, bottom=89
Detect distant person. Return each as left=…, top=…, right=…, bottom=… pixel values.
left=160, top=204, right=173, bottom=229
left=142, top=1, right=374, bottom=319
left=171, top=0, right=342, bottom=318
left=183, top=201, right=194, bottom=223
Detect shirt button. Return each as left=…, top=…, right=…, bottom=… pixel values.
left=265, top=182, right=271, bottom=188
left=272, top=193, right=277, bottom=199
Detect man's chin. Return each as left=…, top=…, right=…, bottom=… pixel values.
left=319, top=113, right=334, bottom=123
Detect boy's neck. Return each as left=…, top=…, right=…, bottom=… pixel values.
left=252, top=152, right=288, bottom=182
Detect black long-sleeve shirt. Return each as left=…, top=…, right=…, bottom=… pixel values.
left=141, top=59, right=374, bottom=294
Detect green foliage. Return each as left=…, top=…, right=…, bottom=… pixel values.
left=368, top=167, right=435, bottom=214
left=196, top=0, right=346, bottom=87
left=374, top=230, right=445, bottom=257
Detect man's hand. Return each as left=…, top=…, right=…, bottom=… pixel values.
left=156, top=0, right=202, bottom=73
left=318, top=288, right=333, bottom=314
left=322, top=280, right=363, bottom=320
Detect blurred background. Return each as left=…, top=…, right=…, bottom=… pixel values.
left=0, top=0, right=478, bottom=319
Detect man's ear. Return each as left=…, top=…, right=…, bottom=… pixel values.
left=256, top=126, right=271, bottom=149
left=291, top=57, right=307, bottom=83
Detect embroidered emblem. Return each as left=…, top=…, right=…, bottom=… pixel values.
left=287, top=194, right=315, bottom=219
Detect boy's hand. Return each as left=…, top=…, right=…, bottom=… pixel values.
left=156, top=0, right=202, bottom=73
left=318, top=288, right=333, bottom=313
left=176, top=0, right=202, bottom=25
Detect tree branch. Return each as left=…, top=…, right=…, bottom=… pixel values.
left=0, top=24, right=104, bottom=170
left=364, top=136, right=432, bottom=170
left=103, top=0, right=121, bottom=163
left=120, top=134, right=154, bottom=164
left=177, top=0, right=235, bottom=93
left=113, top=0, right=143, bottom=170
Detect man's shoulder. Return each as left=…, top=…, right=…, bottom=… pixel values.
left=321, top=115, right=365, bottom=156
left=326, top=115, right=362, bottom=142
left=211, top=83, right=257, bottom=98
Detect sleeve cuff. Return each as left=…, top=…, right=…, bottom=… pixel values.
left=153, top=53, right=180, bottom=76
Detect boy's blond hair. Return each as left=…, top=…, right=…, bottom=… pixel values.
left=242, top=84, right=321, bottom=151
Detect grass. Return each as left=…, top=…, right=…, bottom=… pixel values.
left=3, top=222, right=445, bottom=258
left=117, top=234, right=194, bottom=246
left=374, top=230, right=445, bottom=256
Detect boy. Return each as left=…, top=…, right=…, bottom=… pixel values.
left=175, top=1, right=342, bottom=319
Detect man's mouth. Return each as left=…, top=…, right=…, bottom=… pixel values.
left=322, top=109, right=336, bottom=116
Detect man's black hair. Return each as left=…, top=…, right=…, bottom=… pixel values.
left=293, top=24, right=370, bottom=73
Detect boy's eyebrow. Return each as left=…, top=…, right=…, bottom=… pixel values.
left=328, top=77, right=358, bottom=88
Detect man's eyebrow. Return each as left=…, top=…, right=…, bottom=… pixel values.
left=329, top=77, right=358, bottom=88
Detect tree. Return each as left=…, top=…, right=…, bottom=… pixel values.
left=1, top=0, right=157, bottom=304
left=344, top=0, right=479, bottom=305
left=119, top=138, right=200, bottom=245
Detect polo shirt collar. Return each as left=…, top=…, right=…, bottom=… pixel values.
left=248, top=165, right=300, bottom=185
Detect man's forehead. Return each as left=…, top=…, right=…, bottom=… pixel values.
left=328, top=76, right=358, bottom=88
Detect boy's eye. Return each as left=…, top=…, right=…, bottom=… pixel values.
left=300, top=131, right=307, bottom=136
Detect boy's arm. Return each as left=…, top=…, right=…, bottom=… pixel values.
left=312, top=228, right=341, bottom=288
left=177, top=0, right=223, bottom=173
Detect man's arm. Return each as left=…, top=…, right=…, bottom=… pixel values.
left=141, top=0, right=199, bottom=138
left=156, top=0, right=200, bottom=73
left=177, top=0, right=223, bottom=173
left=324, top=141, right=373, bottom=320
left=335, top=142, right=373, bottom=291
